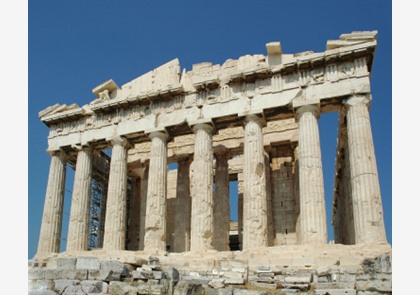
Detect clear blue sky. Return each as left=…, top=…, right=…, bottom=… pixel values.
left=27, top=0, right=392, bottom=259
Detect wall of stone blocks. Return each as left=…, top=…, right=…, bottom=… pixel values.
left=270, top=145, right=298, bottom=246
left=28, top=254, right=392, bottom=295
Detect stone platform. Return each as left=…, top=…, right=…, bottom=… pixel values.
left=29, top=244, right=391, bottom=295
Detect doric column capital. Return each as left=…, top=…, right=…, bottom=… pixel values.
left=148, top=130, right=169, bottom=142
left=244, top=114, right=266, bottom=127
left=46, top=148, right=67, bottom=159
left=191, top=121, right=214, bottom=134
left=293, top=99, right=321, bottom=121
left=107, top=135, right=129, bottom=148
left=71, top=143, right=92, bottom=152
left=344, top=94, right=372, bottom=108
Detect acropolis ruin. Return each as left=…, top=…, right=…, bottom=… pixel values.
left=29, top=31, right=391, bottom=295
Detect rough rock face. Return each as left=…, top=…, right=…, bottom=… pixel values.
left=28, top=254, right=391, bottom=294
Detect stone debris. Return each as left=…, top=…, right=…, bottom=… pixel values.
left=28, top=253, right=391, bottom=294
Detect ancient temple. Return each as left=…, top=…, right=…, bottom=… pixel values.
left=35, top=31, right=388, bottom=259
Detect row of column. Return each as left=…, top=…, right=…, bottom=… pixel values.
left=36, top=94, right=386, bottom=256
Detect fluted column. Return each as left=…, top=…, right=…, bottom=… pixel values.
left=103, top=136, right=129, bottom=250
left=213, top=152, right=230, bottom=251
left=345, top=95, right=387, bottom=244
left=295, top=102, right=327, bottom=244
left=237, top=172, right=244, bottom=250
left=127, top=176, right=141, bottom=250
left=138, top=166, right=149, bottom=250
left=243, top=114, right=268, bottom=249
left=144, top=131, right=168, bottom=252
left=173, top=157, right=192, bottom=252
left=37, top=150, right=67, bottom=256
left=190, top=123, right=214, bottom=252
left=67, top=145, right=93, bottom=252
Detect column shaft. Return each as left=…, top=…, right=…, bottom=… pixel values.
left=237, top=172, right=244, bottom=250
left=296, top=104, right=327, bottom=244
left=214, top=153, right=230, bottom=251
left=144, top=132, right=168, bottom=252
left=138, top=167, right=149, bottom=250
left=345, top=95, right=387, bottom=244
left=243, top=115, right=268, bottom=249
left=173, top=158, right=191, bottom=252
left=190, top=123, right=214, bottom=252
left=67, top=146, right=93, bottom=252
left=37, top=150, right=67, bottom=255
left=127, top=177, right=141, bottom=250
left=103, top=137, right=128, bottom=250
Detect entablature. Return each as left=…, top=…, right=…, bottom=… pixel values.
left=39, top=31, right=377, bottom=152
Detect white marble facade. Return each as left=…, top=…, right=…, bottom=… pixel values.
left=35, top=31, right=387, bottom=257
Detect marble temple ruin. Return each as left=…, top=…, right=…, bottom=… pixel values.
left=29, top=31, right=391, bottom=295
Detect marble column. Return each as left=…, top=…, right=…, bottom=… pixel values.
left=103, top=136, right=129, bottom=250
left=173, top=157, right=192, bottom=252
left=295, top=103, right=327, bottom=244
left=37, top=150, right=67, bottom=256
left=237, top=172, right=244, bottom=250
left=144, top=131, right=168, bottom=252
left=213, top=152, right=230, bottom=251
left=127, top=176, right=141, bottom=250
left=345, top=95, right=387, bottom=244
left=138, top=166, right=149, bottom=250
left=243, top=114, right=268, bottom=249
left=190, top=123, right=214, bottom=252
left=67, top=145, right=93, bottom=252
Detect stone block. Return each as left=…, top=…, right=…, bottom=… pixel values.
left=284, top=275, right=312, bottom=284
left=108, top=281, right=134, bottom=294
left=249, top=275, right=274, bottom=283
left=57, top=258, right=77, bottom=270
left=53, top=279, right=79, bottom=293
left=314, top=289, right=356, bottom=295
left=281, top=283, right=309, bottom=291
left=173, top=281, right=203, bottom=295
left=76, top=257, right=100, bottom=270
left=28, top=279, right=54, bottom=292
left=313, top=282, right=355, bottom=289
left=233, top=289, right=268, bottom=295
left=29, top=291, right=59, bottom=295
left=80, top=280, right=108, bottom=293
left=209, top=278, right=225, bottom=289
left=60, top=269, right=88, bottom=280
left=336, top=273, right=356, bottom=282
left=278, top=289, right=299, bottom=294
left=28, top=269, right=45, bottom=280
left=62, top=285, right=85, bottom=295
left=355, top=280, right=392, bottom=292
left=249, top=281, right=277, bottom=290
left=224, top=278, right=244, bottom=285
left=258, top=272, right=274, bottom=277
left=92, top=261, right=133, bottom=281
left=44, top=269, right=62, bottom=280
